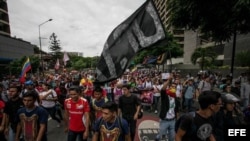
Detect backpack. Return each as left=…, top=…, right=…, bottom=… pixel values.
left=175, top=112, right=196, bottom=135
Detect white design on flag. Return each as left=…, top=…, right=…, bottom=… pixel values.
left=113, top=24, right=128, bottom=40
left=133, top=2, right=165, bottom=47
left=96, top=0, right=166, bottom=83
left=127, top=31, right=139, bottom=53
left=103, top=42, right=117, bottom=78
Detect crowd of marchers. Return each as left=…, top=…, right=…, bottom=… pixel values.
left=0, top=69, right=249, bottom=141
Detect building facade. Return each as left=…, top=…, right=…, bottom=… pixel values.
left=152, top=0, right=249, bottom=67
left=0, top=0, right=10, bottom=36
left=0, top=0, right=34, bottom=67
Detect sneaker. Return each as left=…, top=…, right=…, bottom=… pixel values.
left=154, top=110, right=158, bottom=114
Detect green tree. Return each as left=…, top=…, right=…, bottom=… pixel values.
left=168, top=0, right=250, bottom=75
left=191, top=47, right=218, bottom=70
left=168, top=0, right=250, bottom=42
left=7, top=56, right=40, bottom=76
left=72, top=59, right=86, bottom=70
left=34, top=46, right=40, bottom=54
left=49, top=33, right=62, bottom=61
left=133, top=32, right=183, bottom=65
left=235, top=50, right=250, bottom=68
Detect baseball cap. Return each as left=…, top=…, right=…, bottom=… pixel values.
left=25, top=80, right=33, bottom=85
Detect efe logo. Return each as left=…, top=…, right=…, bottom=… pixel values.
left=228, top=129, right=246, bottom=136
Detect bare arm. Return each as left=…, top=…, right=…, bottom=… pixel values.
left=15, top=123, right=21, bottom=141
left=83, top=112, right=90, bottom=140
left=36, top=123, right=46, bottom=141
left=3, top=113, right=9, bottom=136
left=175, top=128, right=186, bottom=141
left=64, top=109, right=69, bottom=133
left=91, top=132, right=99, bottom=141
left=40, top=90, right=58, bottom=101
left=39, top=90, right=52, bottom=100
left=134, top=104, right=141, bottom=120
left=125, top=133, right=132, bottom=141
left=161, top=79, right=171, bottom=90
left=209, top=134, right=216, bottom=141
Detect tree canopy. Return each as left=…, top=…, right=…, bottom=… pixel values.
left=133, top=32, right=183, bottom=64
left=168, top=0, right=250, bottom=42
left=191, top=47, right=218, bottom=70
left=235, top=50, right=250, bottom=68
left=49, top=33, right=62, bottom=60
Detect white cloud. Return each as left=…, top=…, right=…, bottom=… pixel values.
left=7, top=0, right=145, bottom=57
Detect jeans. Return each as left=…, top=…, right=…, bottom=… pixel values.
left=107, top=92, right=114, bottom=102
left=153, top=96, right=160, bottom=111
left=185, top=98, right=193, bottom=112
left=67, top=130, right=87, bottom=141
left=7, top=126, right=15, bottom=141
left=156, top=119, right=175, bottom=141
left=55, top=104, right=63, bottom=120
left=42, top=106, right=61, bottom=123
left=242, top=98, right=249, bottom=110
left=123, top=117, right=137, bottom=141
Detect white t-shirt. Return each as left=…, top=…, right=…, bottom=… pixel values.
left=176, top=84, right=182, bottom=98
left=40, top=89, right=57, bottom=108
left=165, top=96, right=175, bottom=119
left=144, top=81, right=153, bottom=89
left=153, top=84, right=162, bottom=97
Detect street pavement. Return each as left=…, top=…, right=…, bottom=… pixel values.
left=47, top=104, right=203, bottom=141
left=47, top=108, right=161, bottom=141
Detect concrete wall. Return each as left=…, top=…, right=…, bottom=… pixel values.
left=183, top=30, right=199, bottom=64
left=160, top=64, right=248, bottom=78
left=224, top=34, right=250, bottom=66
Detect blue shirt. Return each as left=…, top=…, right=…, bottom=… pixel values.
left=184, top=85, right=195, bottom=99
left=16, top=106, right=49, bottom=141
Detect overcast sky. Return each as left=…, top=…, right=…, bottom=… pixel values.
left=7, top=0, right=145, bottom=57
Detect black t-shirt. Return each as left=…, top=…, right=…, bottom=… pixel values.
left=4, top=98, right=24, bottom=131
left=118, top=94, right=140, bottom=120
left=179, top=112, right=214, bottom=141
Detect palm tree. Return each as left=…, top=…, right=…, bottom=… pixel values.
left=191, top=47, right=218, bottom=70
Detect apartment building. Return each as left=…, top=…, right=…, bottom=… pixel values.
left=153, top=0, right=249, bottom=67
left=0, top=0, right=34, bottom=67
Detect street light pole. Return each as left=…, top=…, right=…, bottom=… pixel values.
left=39, top=19, right=52, bottom=76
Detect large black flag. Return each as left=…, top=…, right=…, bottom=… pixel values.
left=95, top=0, right=166, bottom=83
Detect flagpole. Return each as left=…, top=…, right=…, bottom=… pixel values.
left=168, top=48, right=172, bottom=72
left=28, top=57, right=33, bottom=80
left=30, top=65, right=33, bottom=78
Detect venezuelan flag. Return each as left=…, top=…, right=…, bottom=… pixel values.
left=20, top=57, right=31, bottom=83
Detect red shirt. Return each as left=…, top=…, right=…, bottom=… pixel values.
left=64, top=97, right=90, bottom=132
left=36, top=86, right=43, bottom=92
left=55, top=87, right=61, bottom=95
left=0, top=100, right=5, bottom=118
left=84, top=82, right=93, bottom=97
